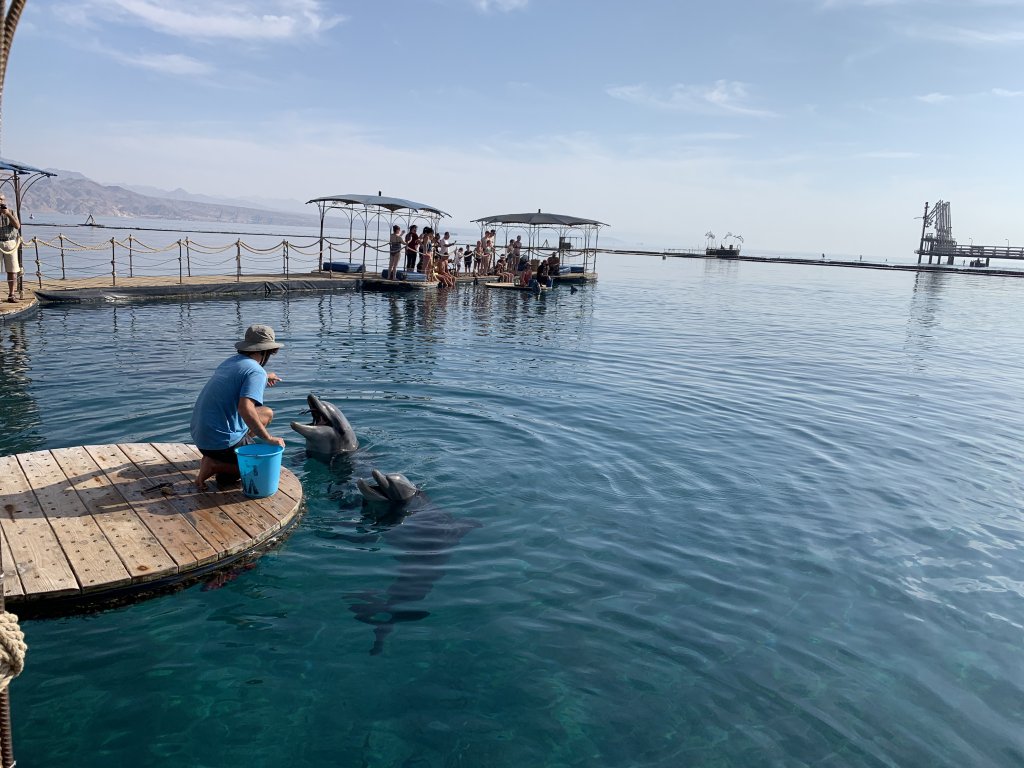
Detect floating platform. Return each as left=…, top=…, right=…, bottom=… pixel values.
left=0, top=443, right=303, bottom=615
left=484, top=281, right=550, bottom=293
left=552, top=272, right=597, bottom=284
left=361, top=276, right=438, bottom=292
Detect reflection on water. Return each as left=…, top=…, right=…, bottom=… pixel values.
left=0, top=321, right=42, bottom=454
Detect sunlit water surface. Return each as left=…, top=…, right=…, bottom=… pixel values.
left=2, top=256, right=1024, bottom=767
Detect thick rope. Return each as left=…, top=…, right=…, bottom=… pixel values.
left=0, top=613, right=25, bottom=691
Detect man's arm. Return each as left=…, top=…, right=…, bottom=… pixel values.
left=237, top=397, right=284, bottom=447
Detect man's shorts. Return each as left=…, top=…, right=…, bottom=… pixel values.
left=1, top=241, right=20, bottom=274
left=198, top=434, right=253, bottom=464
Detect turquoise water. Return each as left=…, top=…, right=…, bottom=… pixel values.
left=2, top=256, right=1024, bottom=766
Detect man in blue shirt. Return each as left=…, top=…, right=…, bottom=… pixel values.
left=191, top=324, right=285, bottom=491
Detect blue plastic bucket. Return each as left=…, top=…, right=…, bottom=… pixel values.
left=235, top=443, right=284, bottom=498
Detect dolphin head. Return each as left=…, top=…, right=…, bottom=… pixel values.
left=290, top=393, right=358, bottom=455
left=357, top=469, right=420, bottom=505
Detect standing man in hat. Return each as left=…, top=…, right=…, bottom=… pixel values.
left=191, top=324, right=285, bottom=491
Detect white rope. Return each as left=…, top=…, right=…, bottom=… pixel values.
left=0, top=612, right=26, bottom=691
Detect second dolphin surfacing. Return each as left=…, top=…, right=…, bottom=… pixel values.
left=349, top=469, right=482, bottom=655
left=290, top=393, right=358, bottom=458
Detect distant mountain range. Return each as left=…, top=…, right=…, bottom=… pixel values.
left=19, top=170, right=320, bottom=227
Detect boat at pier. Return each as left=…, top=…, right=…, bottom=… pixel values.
left=706, top=244, right=741, bottom=258
left=705, top=231, right=743, bottom=258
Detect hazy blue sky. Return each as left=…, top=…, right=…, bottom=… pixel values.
left=7, top=0, right=1024, bottom=255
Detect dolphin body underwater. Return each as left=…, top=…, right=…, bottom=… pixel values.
left=349, top=470, right=482, bottom=656
left=290, top=393, right=359, bottom=458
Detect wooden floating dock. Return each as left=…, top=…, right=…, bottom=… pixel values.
left=484, top=281, right=550, bottom=293
left=0, top=443, right=303, bottom=614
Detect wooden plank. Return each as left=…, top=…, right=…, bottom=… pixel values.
left=17, top=450, right=133, bottom=591
left=0, top=454, right=79, bottom=597
left=118, top=444, right=252, bottom=558
left=169, top=442, right=302, bottom=515
left=0, top=525, right=25, bottom=598
left=84, top=444, right=216, bottom=568
left=153, top=443, right=283, bottom=539
left=48, top=447, right=177, bottom=583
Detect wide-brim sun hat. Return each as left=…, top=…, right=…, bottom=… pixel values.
left=235, top=324, right=283, bottom=352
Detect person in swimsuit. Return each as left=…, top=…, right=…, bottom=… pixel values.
left=388, top=224, right=403, bottom=280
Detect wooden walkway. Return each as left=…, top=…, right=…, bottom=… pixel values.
left=0, top=443, right=303, bottom=613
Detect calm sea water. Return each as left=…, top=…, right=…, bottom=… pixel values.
left=2, top=256, right=1024, bottom=767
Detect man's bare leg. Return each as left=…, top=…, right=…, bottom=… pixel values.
left=196, top=455, right=237, bottom=491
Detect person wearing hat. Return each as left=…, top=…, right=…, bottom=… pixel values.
left=190, top=324, right=285, bottom=491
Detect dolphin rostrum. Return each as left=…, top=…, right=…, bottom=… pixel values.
left=348, top=469, right=482, bottom=655
left=290, top=393, right=358, bottom=456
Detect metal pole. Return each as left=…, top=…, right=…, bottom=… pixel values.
left=327, top=242, right=333, bottom=279
left=177, top=240, right=183, bottom=284
left=33, top=236, right=39, bottom=289
left=185, top=237, right=191, bottom=277
left=127, top=235, right=134, bottom=277
left=59, top=233, right=65, bottom=280
left=318, top=206, right=325, bottom=271
left=918, top=202, right=929, bottom=264
left=236, top=240, right=241, bottom=281
left=110, top=237, right=116, bottom=287
left=283, top=241, right=289, bottom=279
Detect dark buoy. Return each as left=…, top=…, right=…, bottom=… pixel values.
left=570, top=285, right=578, bottom=294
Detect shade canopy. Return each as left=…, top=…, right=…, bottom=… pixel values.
left=472, top=211, right=607, bottom=227
left=307, top=193, right=449, bottom=217
left=0, top=158, right=56, bottom=177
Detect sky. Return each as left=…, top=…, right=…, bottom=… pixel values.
left=6, top=0, right=1024, bottom=256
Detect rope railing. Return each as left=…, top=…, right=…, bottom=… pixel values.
left=17, top=227, right=595, bottom=289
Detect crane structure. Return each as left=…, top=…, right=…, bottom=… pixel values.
left=916, top=201, right=1024, bottom=265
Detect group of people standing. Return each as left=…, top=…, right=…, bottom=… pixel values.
left=387, top=224, right=456, bottom=286
left=385, top=225, right=560, bottom=288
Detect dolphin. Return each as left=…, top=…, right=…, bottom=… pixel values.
left=290, top=393, right=358, bottom=457
left=348, top=469, right=482, bottom=655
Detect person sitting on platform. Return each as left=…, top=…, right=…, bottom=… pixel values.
left=519, top=262, right=533, bottom=288
left=191, top=325, right=285, bottom=492
left=434, top=250, right=456, bottom=287
left=494, top=256, right=512, bottom=282
left=535, top=258, right=552, bottom=287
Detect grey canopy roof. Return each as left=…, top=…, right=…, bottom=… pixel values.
left=0, top=158, right=56, bottom=176
left=307, top=193, right=449, bottom=217
left=472, top=211, right=607, bottom=227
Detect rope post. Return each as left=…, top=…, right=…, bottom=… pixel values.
left=185, top=237, right=192, bottom=277
left=283, top=240, right=290, bottom=279
left=127, top=234, right=134, bottom=277
left=33, top=238, right=40, bottom=289
left=59, top=233, right=65, bottom=280
left=110, top=238, right=117, bottom=287
left=236, top=240, right=242, bottom=282
left=328, top=242, right=333, bottom=279
left=177, top=240, right=183, bottom=284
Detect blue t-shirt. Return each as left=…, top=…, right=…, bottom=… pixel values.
left=190, top=354, right=267, bottom=450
